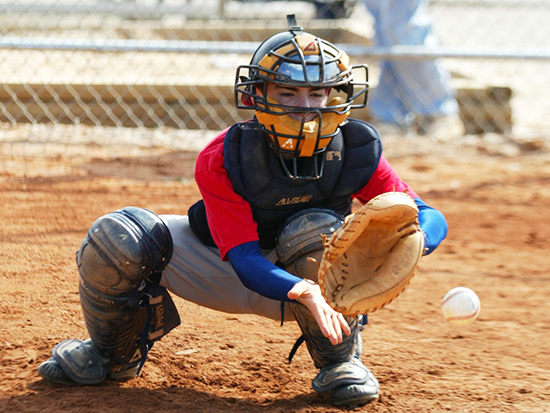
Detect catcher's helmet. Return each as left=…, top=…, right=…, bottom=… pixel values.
left=235, top=15, right=369, bottom=180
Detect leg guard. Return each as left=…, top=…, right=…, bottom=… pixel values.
left=289, top=302, right=379, bottom=406
left=278, top=208, right=378, bottom=406
left=41, top=207, right=180, bottom=385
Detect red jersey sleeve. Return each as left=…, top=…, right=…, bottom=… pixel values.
left=353, top=155, right=418, bottom=203
left=194, top=128, right=259, bottom=261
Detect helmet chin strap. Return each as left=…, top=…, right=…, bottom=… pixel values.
left=255, top=96, right=350, bottom=157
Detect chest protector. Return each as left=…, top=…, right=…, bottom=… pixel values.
left=188, top=119, right=382, bottom=250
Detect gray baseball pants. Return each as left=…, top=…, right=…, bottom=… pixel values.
left=159, top=215, right=295, bottom=322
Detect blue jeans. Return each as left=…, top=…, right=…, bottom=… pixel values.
left=362, top=0, right=458, bottom=126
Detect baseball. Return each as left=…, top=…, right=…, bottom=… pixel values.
left=441, top=287, right=481, bottom=326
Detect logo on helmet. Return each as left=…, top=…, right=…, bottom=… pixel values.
left=304, top=41, right=318, bottom=52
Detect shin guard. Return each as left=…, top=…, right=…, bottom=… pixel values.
left=76, top=207, right=179, bottom=377
left=289, top=302, right=379, bottom=404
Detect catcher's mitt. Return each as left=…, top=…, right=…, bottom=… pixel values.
left=317, top=192, right=425, bottom=315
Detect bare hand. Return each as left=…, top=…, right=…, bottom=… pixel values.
left=287, top=280, right=351, bottom=345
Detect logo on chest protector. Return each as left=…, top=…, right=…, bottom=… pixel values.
left=326, top=150, right=341, bottom=161
left=276, top=195, right=313, bottom=206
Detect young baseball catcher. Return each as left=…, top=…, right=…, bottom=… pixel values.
left=38, top=15, right=448, bottom=407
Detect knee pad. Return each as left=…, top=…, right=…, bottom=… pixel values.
left=77, top=206, right=173, bottom=303
left=76, top=207, right=177, bottom=366
left=276, top=208, right=344, bottom=280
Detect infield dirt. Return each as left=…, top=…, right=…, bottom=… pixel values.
left=1, top=130, right=549, bottom=412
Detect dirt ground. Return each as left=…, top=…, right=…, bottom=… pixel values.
left=1, top=129, right=550, bottom=413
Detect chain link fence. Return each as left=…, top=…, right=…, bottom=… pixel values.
left=0, top=0, right=549, bottom=160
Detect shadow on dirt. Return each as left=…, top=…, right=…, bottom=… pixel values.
left=1, top=378, right=339, bottom=413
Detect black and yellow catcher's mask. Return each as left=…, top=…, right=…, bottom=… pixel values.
left=235, top=15, right=369, bottom=180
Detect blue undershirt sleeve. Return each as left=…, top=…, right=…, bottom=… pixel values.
left=227, top=241, right=303, bottom=302
left=414, top=198, right=448, bottom=255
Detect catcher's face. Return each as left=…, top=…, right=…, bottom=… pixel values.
left=263, top=83, right=329, bottom=122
